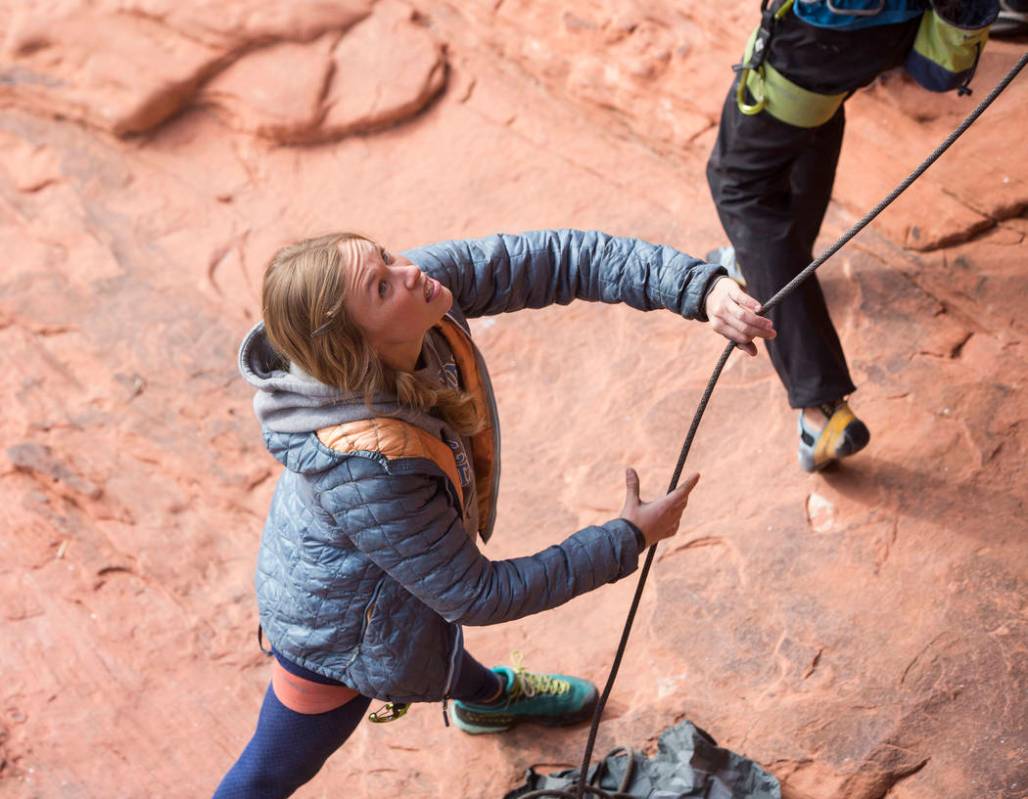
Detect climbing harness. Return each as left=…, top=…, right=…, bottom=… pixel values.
left=551, top=52, right=1028, bottom=799
left=735, top=0, right=797, bottom=118
left=737, top=0, right=999, bottom=126
left=795, top=0, right=926, bottom=29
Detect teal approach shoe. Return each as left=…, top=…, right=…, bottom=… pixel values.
left=452, top=661, right=598, bottom=735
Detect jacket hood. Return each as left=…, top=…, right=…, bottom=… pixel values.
left=239, top=321, right=370, bottom=433
left=239, top=322, right=450, bottom=472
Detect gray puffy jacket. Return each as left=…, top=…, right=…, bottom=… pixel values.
left=238, top=229, right=724, bottom=702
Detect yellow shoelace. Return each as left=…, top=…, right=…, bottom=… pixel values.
left=508, top=651, right=571, bottom=701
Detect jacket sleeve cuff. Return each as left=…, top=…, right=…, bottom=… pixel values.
left=695, top=268, right=729, bottom=323
left=601, top=518, right=643, bottom=579
left=620, top=518, right=647, bottom=554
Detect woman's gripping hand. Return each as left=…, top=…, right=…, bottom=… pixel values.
left=620, top=468, right=700, bottom=548
left=704, top=277, right=776, bottom=356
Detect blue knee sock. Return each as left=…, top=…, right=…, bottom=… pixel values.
left=213, top=684, right=371, bottom=799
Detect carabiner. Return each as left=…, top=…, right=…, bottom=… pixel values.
left=368, top=701, right=410, bottom=724
left=736, top=0, right=794, bottom=116
left=737, top=67, right=767, bottom=116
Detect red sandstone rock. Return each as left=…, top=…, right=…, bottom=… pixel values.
left=200, top=34, right=337, bottom=143
left=198, top=1, right=446, bottom=145
left=0, top=1, right=376, bottom=136
left=3, top=8, right=222, bottom=135
left=319, top=0, right=447, bottom=141
left=0, top=3, right=1025, bottom=799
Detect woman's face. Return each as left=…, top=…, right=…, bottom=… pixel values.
left=339, top=238, right=453, bottom=369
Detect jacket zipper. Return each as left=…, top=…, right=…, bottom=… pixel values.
left=470, top=342, right=501, bottom=542
left=441, top=624, right=463, bottom=727
left=442, top=314, right=502, bottom=543
left=358, top=578, right=386, bottom=643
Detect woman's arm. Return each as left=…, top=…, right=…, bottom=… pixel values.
left=320, top=457, right=642, bottom=627
left=402, top=229, right=726, bottom=321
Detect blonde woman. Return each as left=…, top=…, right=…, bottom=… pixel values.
left=213, top=229, right=774, bottom=798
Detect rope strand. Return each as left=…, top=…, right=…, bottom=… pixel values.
left=556, top=52, right=1028, bottom=799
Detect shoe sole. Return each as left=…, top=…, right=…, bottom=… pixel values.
left=452, top=693, right=599, bottom=735
left=836, top=420, right=870, bottom=457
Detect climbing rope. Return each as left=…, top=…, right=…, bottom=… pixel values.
left=525, top=52, right=1028, bottom=799
left=515, top=748, right=637, bottom=799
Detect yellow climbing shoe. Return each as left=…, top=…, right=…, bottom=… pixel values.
left=798, top=400, right=870, bottom=472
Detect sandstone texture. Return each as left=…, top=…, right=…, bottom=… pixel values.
left=1, top=3, right=1025, bottom=798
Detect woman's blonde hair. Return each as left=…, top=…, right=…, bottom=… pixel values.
left=262, top=232, right=483, bottom=436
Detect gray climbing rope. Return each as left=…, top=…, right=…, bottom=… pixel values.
left=550, top=51, right=1028, bottom=799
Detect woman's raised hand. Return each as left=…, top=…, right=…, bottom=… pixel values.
left=704, top=277, right=776, bottom=356
left=620, top=467, right=700, bottom=549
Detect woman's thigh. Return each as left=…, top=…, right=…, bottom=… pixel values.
left=213, top=684, right=372, bottom=799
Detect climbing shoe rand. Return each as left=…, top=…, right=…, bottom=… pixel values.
left=798, top=400, right=870, bottom=472
left=452, top=661, right=598, bottom=735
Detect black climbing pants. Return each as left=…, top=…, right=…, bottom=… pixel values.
left=706, top=11, right=921, bottom=409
